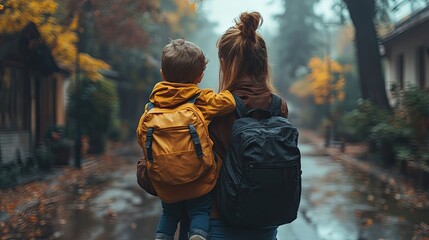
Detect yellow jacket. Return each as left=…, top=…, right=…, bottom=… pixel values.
left=136, top=81, right=235, bottom=203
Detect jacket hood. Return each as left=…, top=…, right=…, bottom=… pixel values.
left=149, top=81, right=200, bottom=108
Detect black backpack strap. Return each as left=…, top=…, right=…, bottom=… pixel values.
left=269, top=94, right=283, bottom=116
left=188, top=124, right=203, bottom=159
left=187, top=93, right=200, bottom=104
left=187, top=93, right=204, bottom=159
left=145, top=128, right=154, bottom=163
left=146, top=102, right=155, bottom=111
left=233, top=94, right=248, bottom=118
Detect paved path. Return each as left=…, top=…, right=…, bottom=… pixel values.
left=48, top=139, right=429, bottom=240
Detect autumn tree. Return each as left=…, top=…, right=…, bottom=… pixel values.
left=290, top=56, right=349, bottom=105
left=0, top=0, right=109, bottom=80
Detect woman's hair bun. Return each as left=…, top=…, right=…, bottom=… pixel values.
left=236, top=12, right=263, bottom=41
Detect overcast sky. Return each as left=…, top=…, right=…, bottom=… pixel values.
left=199, top=0, right=335, bottom=35
left=199, top=0, right=284, bottom=35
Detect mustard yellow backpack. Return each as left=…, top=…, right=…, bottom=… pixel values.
left=137, top=94, right=218, bottom=203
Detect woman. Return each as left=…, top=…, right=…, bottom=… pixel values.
left=208, top=11, right=289, bottom=240
left=177, top=11, right=290, bottom=240
left=210, top=10, right=289, bottom=158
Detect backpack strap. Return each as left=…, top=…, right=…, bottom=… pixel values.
left=187, top=93, right=203, bottom=159
left=187, top=93, right=200, bottom=104
left=147, top=102, right=155, bottom=111
left=188, top=124, right=203, bottom=159
left=145, top=128, right=154, bottom=163
left=269, top=94, right=283, bottom=116
left=234, top=94, right=283, bottom=118
left=233, top=94, right=249, bottom=118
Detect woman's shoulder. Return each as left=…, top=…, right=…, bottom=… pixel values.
left=273, top=94, right=289, bottom=118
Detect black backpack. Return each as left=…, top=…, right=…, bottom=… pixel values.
left=217, top=94, right=302, bottom=228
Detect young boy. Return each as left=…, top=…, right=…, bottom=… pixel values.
left=136, top=39, right=235, bottom=240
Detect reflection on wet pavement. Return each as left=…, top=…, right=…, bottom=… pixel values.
left=278, top=143, right=429, bottom=240
left=53, top=168, right=161, bottom=240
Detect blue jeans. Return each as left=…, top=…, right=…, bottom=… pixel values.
left=178, top=218, right=277, bottom=240
left=156, top=193, right=211, bottom=240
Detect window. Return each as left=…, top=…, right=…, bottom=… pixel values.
left=396, top=54, right=404, bottom=90
left=0, top=67, right=27, bottom=130
left=416, top=46, right=426, bottom=89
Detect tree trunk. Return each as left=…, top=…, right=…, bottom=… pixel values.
left=343, top=0, right=391, bottom=109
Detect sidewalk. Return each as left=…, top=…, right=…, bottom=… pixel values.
left=0, top=142, right=139, bottom=240
left=299, top=128, right=429, bottom=210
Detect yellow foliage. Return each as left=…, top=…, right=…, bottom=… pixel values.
left=79, top=53, right=110, bottom=81
left=164, top=0, right=196, bottom=34
left=0, top=0, right=58, bottom=32
left=290, top=56, right=349, bottom=105
left=190, top=3, right=197, bottom=12
left=0, top=0, right=109, bottom=81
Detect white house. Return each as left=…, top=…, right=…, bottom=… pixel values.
left=383, top=6, right=429, bottom=106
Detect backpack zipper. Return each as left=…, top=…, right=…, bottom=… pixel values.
left=231, top=123, right=295, bottom=137
left=147, top=125, right=190, bottom=131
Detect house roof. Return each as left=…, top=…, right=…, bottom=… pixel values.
left=383, top=5, right=429, bottom=44
left=0, top=22, right=59, bottom=75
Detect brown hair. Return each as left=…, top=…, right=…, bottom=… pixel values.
left=161, top=39, right=208, bottom=83
left=217, top=12, right=274, bottom=91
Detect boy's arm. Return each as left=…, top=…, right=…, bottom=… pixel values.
left=196, top=89, right=236, bottom=121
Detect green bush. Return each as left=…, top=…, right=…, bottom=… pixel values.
left=34, top=144, right=54, bottom=170
left=341, top=88, right=429, bottom=168
left=402, top=86, right=429, bottom=117
left=340, top=99, right=390, bottom=142
left=67, top=77, right=120, bottom=153
left=396, top=88, right=429, bottom=166
left=370, top=123, right=399, bottom=142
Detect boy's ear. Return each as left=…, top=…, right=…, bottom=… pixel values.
left=195, top=73, right=204, bottom=84
left=160, top=69, right=167, bottom=81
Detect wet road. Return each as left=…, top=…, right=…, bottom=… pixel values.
left=53, top=142, right=429, bottom=240
left=278, top=143, right=429, bottom=240
left=53, top=162, right=162, bottom=240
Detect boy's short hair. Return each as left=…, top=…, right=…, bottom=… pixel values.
left=161, top=39, right=208, bottom=83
